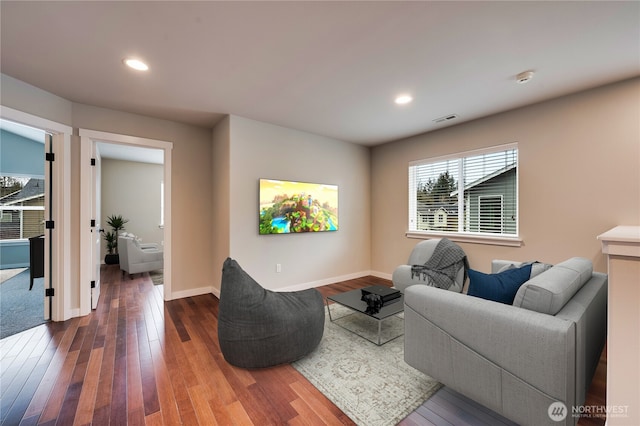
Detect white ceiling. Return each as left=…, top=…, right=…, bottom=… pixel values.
left=1, top=1, right=638, bottom=146
left=97, top=142, right=164, bottom=165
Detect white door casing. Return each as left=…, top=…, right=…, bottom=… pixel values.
left=79, top=129, right=173, bottom=316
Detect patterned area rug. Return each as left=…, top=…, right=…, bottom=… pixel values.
left=293, top=304, right=441, bottom=426
left=149, top=270, right=163, bottom=286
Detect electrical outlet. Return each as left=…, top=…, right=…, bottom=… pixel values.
left=276, top=264, right=282, bottom=273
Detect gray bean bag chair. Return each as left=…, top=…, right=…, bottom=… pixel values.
left=218, top=258, right=325, bottom=368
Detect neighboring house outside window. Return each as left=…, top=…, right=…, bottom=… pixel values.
left=478, top=195, right=504, bottom=233
left=408, top=144, right=518, bottom=242
left=0, top=178, right=45, bottom=240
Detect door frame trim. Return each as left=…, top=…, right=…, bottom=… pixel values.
left=79, top=129, right=173, bottom=316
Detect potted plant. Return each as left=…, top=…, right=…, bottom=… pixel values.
left=103, top=214, right=128, bottom=264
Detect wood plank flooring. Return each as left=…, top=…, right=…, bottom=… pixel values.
left=0, top=266, right=606, bottom=425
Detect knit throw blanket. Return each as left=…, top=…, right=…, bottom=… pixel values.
left=410, top=238, right=468, bottom=290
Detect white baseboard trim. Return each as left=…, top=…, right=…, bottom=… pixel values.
left=370, top=270, right=392, bottom=281
left=171, top=286, right=216, bottom=300
left=277, top=270, right=388, bottom=292
left=167, top=271, right=392, bottom=300
left=66, top=308, right=80, bottom=320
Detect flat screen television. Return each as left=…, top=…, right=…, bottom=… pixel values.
left=259, top=178, right=338, bottom=234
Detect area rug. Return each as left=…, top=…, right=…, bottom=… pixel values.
left=0, top=269, right=47, bottom=340
left=149, top=270, right=163, bottom=286
left=292, top=304, right=441, bottom=426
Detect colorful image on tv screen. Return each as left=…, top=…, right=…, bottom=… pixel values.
left=259, top=179, right=338, bottom=234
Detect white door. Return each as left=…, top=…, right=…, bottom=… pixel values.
left=43, top=133, right=52, bottom=320
left=80, top=136, right=102, bottom=312
left=91, top=145, right=102, bottom=309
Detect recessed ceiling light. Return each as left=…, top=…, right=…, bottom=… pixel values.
left=395, top=94, right=413, bottom=105
left=123, top=58, right=149, bottom=71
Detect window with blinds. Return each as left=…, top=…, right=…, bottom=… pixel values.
left=408, top=144, right=518, bottom=237
left=0, top=177, right=45, bottom=240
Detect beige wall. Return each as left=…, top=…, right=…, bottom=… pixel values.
left=226, top=115, right=371, bottom=291
left=211, top=116, right=231, bottom=291
left=1, top=74, right=73, bottom=126
left=371, top=77, right=640, bottom=276
left=3, top=71, right=638, bottom=313
left=72, top=103, right=215, bottom=295
left=100, top=158, right=164, bottom=258
left=1, top=75, right=216, bottom=310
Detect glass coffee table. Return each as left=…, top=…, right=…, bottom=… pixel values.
left=326, top=287, right=404, bottom=346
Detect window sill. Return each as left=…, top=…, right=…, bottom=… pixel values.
left=405, top=231, right=523, bottom=247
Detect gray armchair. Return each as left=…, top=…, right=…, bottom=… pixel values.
left=118, top=234, right=163, bottom=278
left=392, top=238, right=466, bottom=293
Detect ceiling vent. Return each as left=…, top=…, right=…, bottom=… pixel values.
left=433, top=114, right=458, bottom=124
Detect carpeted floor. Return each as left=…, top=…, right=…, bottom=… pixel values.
left=292, top=304, right=441, bottom=426
left=0, top=269, right=47, bottom=340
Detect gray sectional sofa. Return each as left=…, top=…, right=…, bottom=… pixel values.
left=403, top=257, right=607, bottom=426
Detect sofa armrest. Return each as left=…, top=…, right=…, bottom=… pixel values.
left=128, top=246, right=163, bottom=263
left=138, top=249, right=163, bottom=263
left=392, top=265, right=421, bottom=293
left=404, top=285, right=576, bottom=415
left=392, top=265, right=464, bottom=293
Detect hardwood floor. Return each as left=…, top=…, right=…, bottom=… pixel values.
left=0, top=266, right=606, bottom=425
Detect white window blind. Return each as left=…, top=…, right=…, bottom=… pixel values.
left=409, top=144, right=518, bottom=237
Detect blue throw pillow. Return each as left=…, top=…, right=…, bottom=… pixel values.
left=467, top=264, right=533, bottom=304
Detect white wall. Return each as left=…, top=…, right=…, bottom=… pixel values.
left=226, top=115, right=371, bottom=291
left=101, top=158, right=164, bottom=258
left=371, top=77, right=640, bottom=276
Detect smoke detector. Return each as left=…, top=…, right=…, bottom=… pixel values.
left=516, top=70, right=534, bottom=84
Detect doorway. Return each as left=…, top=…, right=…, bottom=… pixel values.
left=0, top=106, right=72, bottom=326
left=80, top=129, right=172, bottom=315
left=98, top=142, right=165, bottom=303
left=0, top=120, right=48, bottom=338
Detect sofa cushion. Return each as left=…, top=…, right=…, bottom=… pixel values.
left=497, top=261, right=553, bottom=279
left=467, top=264, right=532, bottom=304
left=513, top=257, right=593, bottom=315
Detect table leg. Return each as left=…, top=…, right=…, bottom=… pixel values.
left=326, top=298, right=334, bottom=321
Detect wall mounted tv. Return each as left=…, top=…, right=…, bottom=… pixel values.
left=259, top=178, right=338, bottom=234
